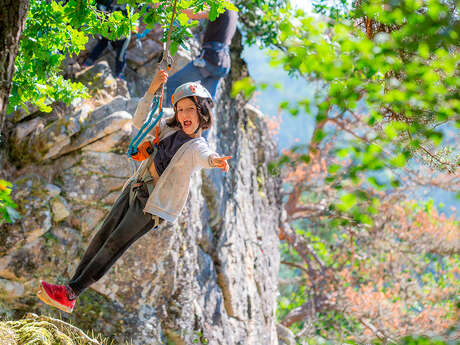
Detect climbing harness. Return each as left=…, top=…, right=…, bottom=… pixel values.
left=129, top=149, right=161, bottom=227
left=127, top=0, right=178, bottom=163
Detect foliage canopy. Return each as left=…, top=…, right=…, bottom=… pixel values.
left=7, top=0, right=239, bottom=114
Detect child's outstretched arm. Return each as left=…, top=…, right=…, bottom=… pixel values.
left=132, top=70, right=168, bottom=129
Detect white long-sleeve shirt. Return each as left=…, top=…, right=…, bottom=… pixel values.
left=130, top=91, right=218, bottom=223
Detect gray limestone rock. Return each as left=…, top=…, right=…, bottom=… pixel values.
left=129, top=44, right=194, bottom=98
left=0, top=278, right=25, bottom=299
left=126, top=39, right=163, bottom=67
left=6, top=102, right=39, bottom=124
left=50, top=196, right=70, bottom=223
left=75, top=60, right=118, bottom=97
left=11, top=113, right=81, bottom=162
left=76, top=207, right=107, bottom=238
left=82, top=125, right=132, bottom=153
left=11, top=175, right=52, bottom=244
left=87, top=96, right=139, bottom=125
left=57, top=111, right=132, bottom=157
left=57, top=151, right=130, bottom=205
left=45, top=184, right=61, bottom=198
left=12, top=118, right=44, bottom=143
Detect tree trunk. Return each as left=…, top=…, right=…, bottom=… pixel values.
left=0, top=0, right=29, bottom=142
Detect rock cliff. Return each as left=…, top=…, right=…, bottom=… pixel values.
left=1, top=27, right=282, bottom=345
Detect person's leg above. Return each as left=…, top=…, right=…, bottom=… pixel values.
left=201, top=76, right=220, bottom=101
left=84, top=38, right=109, bottom=66
left=112, top=38, right=128, bottom=78
left=200, top=61, right=230, bottom=99
left=199, top=63, right=230, bottom=139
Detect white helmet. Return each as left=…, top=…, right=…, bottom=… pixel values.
left=171, top=82, right=212, bottom=107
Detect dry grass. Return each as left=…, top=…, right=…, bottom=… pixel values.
left=0, top=313, right=133, bottom=345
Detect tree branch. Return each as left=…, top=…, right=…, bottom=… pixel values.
left=279, top=221, right=325, bottom=271
left=281, top=300, right=315, bottom=327
left=291, top=204, right=331, bottom=219
left=359, top=317, right=395, bottom=343
left=281, top=260, right=309, bottom=274
left=406, top=130, right=455, bottom=173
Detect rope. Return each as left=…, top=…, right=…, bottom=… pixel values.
left=127, top=96, right=160, bottom=157
left=127, top=0, right=178, bottom=160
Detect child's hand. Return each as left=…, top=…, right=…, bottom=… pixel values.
left=212, top=156, right=232, bottom=172
left=148, top=69, right=168, bottom=94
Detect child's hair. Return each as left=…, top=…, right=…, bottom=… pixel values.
left=167, top=96, right=214, bottom=130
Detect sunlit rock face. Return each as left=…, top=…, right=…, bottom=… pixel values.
left=2, top=28, right=282, bottom=345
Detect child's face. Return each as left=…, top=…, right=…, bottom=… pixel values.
left=176, top=98, right=199, bottom=136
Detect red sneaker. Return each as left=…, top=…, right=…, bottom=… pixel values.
left=37, top=280, right=76, bottom=313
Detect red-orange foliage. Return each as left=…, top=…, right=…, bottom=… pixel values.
left=265, top=114, right=282, bottom=136
left=277, top=114, right=459, bottom=342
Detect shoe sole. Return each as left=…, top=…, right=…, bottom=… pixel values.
left=36, top=281, right=73, bottom=313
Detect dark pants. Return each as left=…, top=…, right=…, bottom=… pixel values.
left=86, top=37, right=127, bottom=77
left=68, top=182, right=157, bottom=296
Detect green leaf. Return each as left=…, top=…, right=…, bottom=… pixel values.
left=368, top=176, right=384, bottom=189
left=391, top=179, right=401, bottom=188
left=336, top=148, right=349, bottom=158
left=289, top=108, right=299, bottom=116
left=279, top=101, right=289, bottom=109
left=313, top=129, right=326, bottom=143
left=384, top=123, right=398, bottom=140
left=390, top=153, right=407, bottom=168
left=337, top=193, right=357, bottom=212
left=358, top=213, right=373, bottom=225
left=328, top=164, right=341, bottom=174
left=223, top=1, right=238, bottom=12
left=300, top=154, right=310, bottom=164
left=209, top=4, right=219, bottom=21
left=428, top=131, right=443, bottom=146
left=231, top=77, right=256, bottom=99
left=169, top=40, right=179, bottom=56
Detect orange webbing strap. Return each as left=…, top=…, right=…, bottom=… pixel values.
left=158, top=90, right=164, bottom=115
left=152, top=125, right=160, bottom=146
left=131, top=141, right=153, bottom=161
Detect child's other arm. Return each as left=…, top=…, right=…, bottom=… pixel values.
left=132, top=70, right=168, bottom=129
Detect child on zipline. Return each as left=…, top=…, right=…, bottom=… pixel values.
left=37, top=69, right=232, bottom=313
